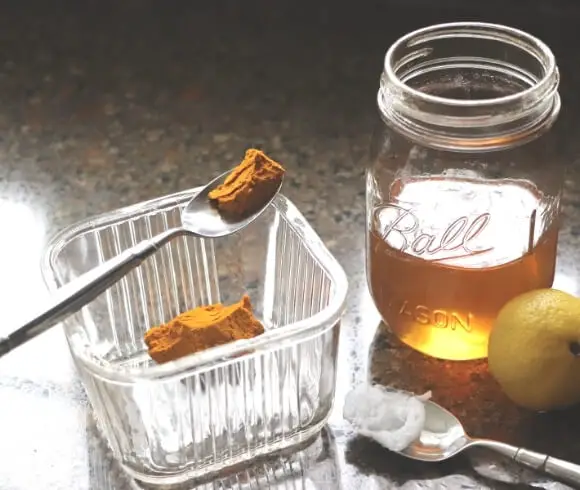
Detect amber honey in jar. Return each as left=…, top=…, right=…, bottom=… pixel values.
left=366, top=23, right=563, bottom=361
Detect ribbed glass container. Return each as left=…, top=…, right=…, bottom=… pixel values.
left=41, top=188, right=348, bottom=486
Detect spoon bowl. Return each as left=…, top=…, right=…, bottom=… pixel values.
left=0, top=168, right=283, bottom=358
left=182, top=169, right=283, bottom=237
left=398, top=399, right=580, bottom=487
left=401, top=400, right=469, bottom=462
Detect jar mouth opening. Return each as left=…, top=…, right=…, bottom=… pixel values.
left=384, top=22, right=557, bottom=108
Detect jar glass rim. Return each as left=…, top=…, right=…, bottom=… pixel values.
left=384, top=22, right=558, bottom=109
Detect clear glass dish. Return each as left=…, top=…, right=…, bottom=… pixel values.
left=41, top=188, right=348, bottom=486
left=89, top=424, right=340, bottom=489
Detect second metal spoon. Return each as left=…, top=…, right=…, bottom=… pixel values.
left=0, top=170, right=282, bottom=358
left=400, top=399, right=580, bottom=488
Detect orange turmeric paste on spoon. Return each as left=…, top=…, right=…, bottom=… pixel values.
left=208, top=148, right=285, bottom=219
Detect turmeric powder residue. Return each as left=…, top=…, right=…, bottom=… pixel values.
left=208, top=148, right=285, bottom=219
left=144, top=295, right=265, bottom=364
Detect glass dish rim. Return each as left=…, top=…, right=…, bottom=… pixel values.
left=40, top=187, right=348, bottom=384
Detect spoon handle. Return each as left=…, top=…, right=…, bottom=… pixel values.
left=0, top=227, right=185, bottom=359
left=474, top=439, right=580, bottom=487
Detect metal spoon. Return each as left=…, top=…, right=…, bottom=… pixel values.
left=0, top=170, right=283, bottom=358
left=400, top=399, right=580, bottom=488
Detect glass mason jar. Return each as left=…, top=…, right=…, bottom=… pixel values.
left=366, top=22, right=563, bottom=361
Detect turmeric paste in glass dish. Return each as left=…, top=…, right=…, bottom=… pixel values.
left=144, top=295, right=264, bottom=364
left=144, top=148, right=285, bottom=364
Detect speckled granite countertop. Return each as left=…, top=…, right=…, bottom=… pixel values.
left=2, top=1, right=580, bottom=489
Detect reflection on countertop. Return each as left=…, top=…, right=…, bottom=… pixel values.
left=1, top=1, right=580, bottom=489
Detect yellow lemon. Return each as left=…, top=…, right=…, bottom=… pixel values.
left=488, top=288, right=580, bottom=411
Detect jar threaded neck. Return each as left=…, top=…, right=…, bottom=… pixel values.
left=379, top=22, right=560, bottom=151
